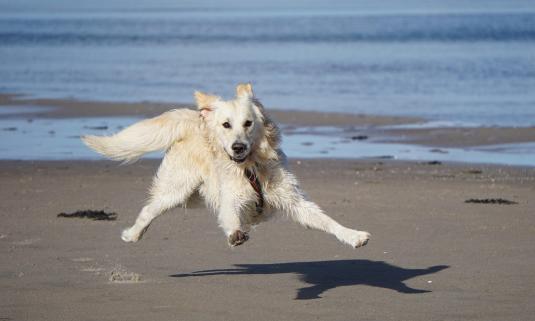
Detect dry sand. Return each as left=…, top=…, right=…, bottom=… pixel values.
left=1, top=159, right=534, bottom=321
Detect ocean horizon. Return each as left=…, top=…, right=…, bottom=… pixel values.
left=1, top=0, right=535, bottom=126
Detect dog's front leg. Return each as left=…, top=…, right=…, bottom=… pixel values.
left=218, top=194, right=249, bottom=247
left=267, top=169, right=370, bottom=248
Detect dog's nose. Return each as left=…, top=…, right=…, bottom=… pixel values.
left=232, top=142, right=246, bottom=154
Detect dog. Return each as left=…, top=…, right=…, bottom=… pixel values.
left=82, top=83, right=370, bottom=248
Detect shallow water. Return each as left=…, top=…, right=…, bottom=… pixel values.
left=1, top=116, right=533, bottom=166
left=283, top=131, right=535, bottom=167
left=1, top=0, right=535, bottom=126
left=0, top=116, right=141, bottom=159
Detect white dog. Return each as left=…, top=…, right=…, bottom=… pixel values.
left=82, top=84, right=370, bottom=248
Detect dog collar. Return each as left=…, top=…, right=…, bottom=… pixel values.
left=244, top=167, right=264, bottom=214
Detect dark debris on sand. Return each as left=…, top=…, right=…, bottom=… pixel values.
left=57, top=210, right=117, bottom=221
left=465, top=198, right=518, bottom=205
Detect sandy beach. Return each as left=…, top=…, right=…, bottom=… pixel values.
left=1, top=159, right=534, bottom=321
left=0, top=94, right=534, bottom=320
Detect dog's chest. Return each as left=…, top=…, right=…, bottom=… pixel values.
left=197, top=167, right=271, bottom=217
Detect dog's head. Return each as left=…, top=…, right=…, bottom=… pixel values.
left=195, top=83, right=279, bottom=164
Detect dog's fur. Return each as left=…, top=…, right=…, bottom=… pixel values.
left=82, top=84, right=370, bottom=248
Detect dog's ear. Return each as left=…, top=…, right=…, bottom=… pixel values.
left=194, top=91, right=218, bottom=109
left=236, top=83, right=254, bottom=99
left=194, top=91, right=218, bottom=118
left=250, top=98, right=281, bottom=161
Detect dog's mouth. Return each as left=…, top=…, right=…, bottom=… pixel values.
left=229, top=154, right=249, bottom=164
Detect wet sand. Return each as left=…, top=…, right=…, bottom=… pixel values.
left=2, top=93, right=535, bottom=148
left=0, top=159, right=534, bottom=321
left=379, top=127, right=535, bottom=147
left=0, top=93, right=420, bottom=126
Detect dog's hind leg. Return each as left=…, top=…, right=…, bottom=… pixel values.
left=121, top=156, right=202, bottom=242
left=121, top=200, right=177, bottom=242
left=266, top=169, right=370, bottom=248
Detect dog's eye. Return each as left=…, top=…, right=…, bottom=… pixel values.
left=243, top=120, right=252, bottom=128
left=222, top=122, right=231, bottom=129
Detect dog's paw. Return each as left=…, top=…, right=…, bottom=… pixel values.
left=340, top=230, right=370, bottom=248
left=228, top=230, right=249, bottom=247
left=351, top=231, right=370, bottom=248
left=121, top=227, right=141, bottom=243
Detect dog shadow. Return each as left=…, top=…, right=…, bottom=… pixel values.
left=171, top=260, right=449, bottom=300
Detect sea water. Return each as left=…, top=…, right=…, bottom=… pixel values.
left=1, top=0, right=535, bottom=126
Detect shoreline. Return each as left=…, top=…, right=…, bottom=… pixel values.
left=1, top=93, right=534, bottom=167
left=2, top=93, right=534, bottom=148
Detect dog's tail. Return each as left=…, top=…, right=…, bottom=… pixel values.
left=82, top=109, right=197, bottom=164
